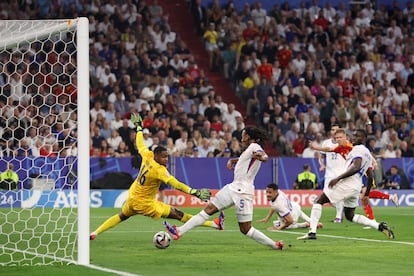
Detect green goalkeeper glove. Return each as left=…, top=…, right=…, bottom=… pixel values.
left=131, top=113, right=143, bottom=132
left=189, top=188, right=211, bottom=201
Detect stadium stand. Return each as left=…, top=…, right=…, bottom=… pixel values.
left=1, top=0, right=414, bottom=159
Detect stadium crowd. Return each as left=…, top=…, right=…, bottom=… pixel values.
left=1, top=0, right=414, bottom=160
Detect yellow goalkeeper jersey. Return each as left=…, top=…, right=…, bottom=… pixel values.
left=129, top=132, right=191, bottom=202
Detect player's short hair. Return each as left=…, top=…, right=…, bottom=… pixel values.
left=266, top=183, right=278, bottom=190
left=356, top=129, right=367, bottom=138
left=331, top=123, right=341, bottom=129
left=334, top=128, right=347, bottom=135
left=153, top=146, right=168, bottom=155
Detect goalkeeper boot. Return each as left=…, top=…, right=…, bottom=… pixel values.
left=275, top=240, right=284, bottom=250
left=378, top=222, right=395, bottom=239
left=90, top=232, right=97, bottom=241
left=213, top=211, right=225, bottom=230
left=163, top=221, right=181, bottom=240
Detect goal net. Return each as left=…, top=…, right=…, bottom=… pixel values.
left=0, top=18, right=90, bottom=266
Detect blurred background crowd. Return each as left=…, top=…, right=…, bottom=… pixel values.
left=1, top=0, right=414, bottom=160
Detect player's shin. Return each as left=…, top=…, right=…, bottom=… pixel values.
left=369, top=190, right=390, bottom=199
left=309, top=204, right=322, bottom=233
left=363, top=204, right=375, bottom=220
left=352, top=214, right=379, bottom=229
left=93, top=214, right=122, bottom=235
left=181, top=213, right=214, bottom=228
left=178, top=210, right=210, bottom=234
left=246, top=227, right=280, bottom=249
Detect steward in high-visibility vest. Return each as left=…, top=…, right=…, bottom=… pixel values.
left=0, top=163, right=19, bottom=190
left=294, top=164, right=317, bottom=189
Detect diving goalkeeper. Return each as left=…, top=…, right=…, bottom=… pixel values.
left=90, top=113, right=224, bottom=240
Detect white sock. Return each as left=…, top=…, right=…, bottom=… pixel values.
left=246, top=226, right=278, bottom=249
left=309, top=204, right=322, bottom=233
left=300, top=211, right=311, bottom=222
left=352, top=214, right=380, bottom=229
left=286, top=222, right=308, bottom=229
left=335, top=202, right=344, bottom=219
left=178, top=210, right=210, bottom=235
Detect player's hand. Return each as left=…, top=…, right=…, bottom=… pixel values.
left=226, top=159, right=237, bottom=170
left=309, top=141, right=316, bottom=150
left=319, top=165, right=326, bottom=172
left=257, top=218, right=268, bottom=223
left=328, top=178, right=339, bottom=188
left=131, top=113, right=143, bottom=131
left=189, top=188, right=211, bottom=201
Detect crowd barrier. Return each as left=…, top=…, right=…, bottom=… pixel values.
left=1, top=189, right=413, bottom=208
left=1, top=156, right=414, bottom=191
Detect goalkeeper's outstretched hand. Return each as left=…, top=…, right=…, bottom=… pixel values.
left=189, top=188, right=211, bottom=201
left=131, top=113, right=143, bottom=131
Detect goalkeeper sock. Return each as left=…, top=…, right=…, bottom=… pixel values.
left=352, top=214, right=379, bottom=229
left=363, top=204, right=375, bottom=220
left=181, top=213, right=213, bottom=228
left=369, top=190, right=390, bottom=199
left=246, top=227, right=278, bottom=249
left=94, top=214, right=122, bottom=235
left=178, top=210, right=210, bottom=235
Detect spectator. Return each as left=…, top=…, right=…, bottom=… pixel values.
left=382, top=165, right=403, bottom=190
left=197, top=137, right=214, bottom=157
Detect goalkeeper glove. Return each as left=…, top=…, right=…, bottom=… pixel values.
left=131, top=113, right=143, bottom=132
left=189, top=188, right=211, bottom=201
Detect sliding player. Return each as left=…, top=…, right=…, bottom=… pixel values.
left=257, top=183, right=323, bottom=231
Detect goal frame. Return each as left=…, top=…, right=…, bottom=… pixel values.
left=0, top=17, right=90, bottom=265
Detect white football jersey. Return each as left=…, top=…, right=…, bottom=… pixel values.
left=229, top=143, right=266, bottom=195
left=341, top=144, right=373, bottom=189
left=321, top=138, right=347, bottom=180
left=270, top=190, right=302, bottom=222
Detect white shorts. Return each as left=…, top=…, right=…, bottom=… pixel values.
left=211, top=184, right=254, bottom=223
left=324, top=179, right=361, bottom=208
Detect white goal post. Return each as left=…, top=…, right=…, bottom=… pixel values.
left=0, top=18, right=90, bottom=266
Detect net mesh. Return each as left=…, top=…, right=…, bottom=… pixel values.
left=0, top=19, right=79, bottom=265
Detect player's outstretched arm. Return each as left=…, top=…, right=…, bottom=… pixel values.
left=257, top=208, right=275, bottom=223
left=131, top=113, right=147, bottom=152
left=309, top=141, right=333, bottom=152
left=167, top=177, right=211, bottom=201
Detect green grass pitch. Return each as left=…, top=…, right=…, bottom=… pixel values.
left=1, top=206, right=414, bottom=275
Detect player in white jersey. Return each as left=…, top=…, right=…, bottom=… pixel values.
left=164, top=126, right=284, bottom=250
left=257, top=183, right=323, bottom=231
left=298, top=129, right=395, bottom=240
left=318, top=124, right=346, bottom=222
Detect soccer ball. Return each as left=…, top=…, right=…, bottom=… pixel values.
left=153, top=231, right=171, bottom=249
